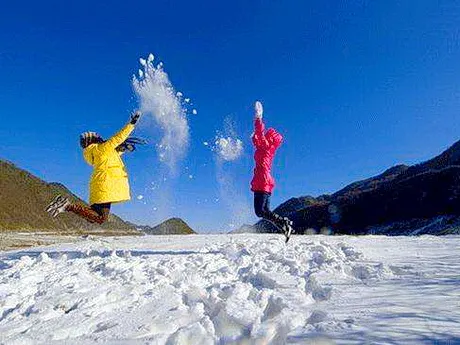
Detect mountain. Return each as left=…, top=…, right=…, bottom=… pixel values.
left=255, top=140, right=460, bottom=236
left=0, top=159, right=138, bottom=235
left=230, top=224, right=259, bottom=234
left=139, top=218, right=196, bottom=235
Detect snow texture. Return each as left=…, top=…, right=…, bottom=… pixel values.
left=132, top=54, right=190, bottom=173
left=1, top=235, right=459, bottom=344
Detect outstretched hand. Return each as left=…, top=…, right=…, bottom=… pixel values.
left=254, top=101, right=263, bottom=119
left=130, top=111, right=142, bottom=125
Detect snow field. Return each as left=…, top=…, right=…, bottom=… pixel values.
left=0, top=235, right=459, bottom=344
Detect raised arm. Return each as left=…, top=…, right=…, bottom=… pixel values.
left=101, top=111, right=141, bottom=150
left=252, top=118, right=270, bottom=149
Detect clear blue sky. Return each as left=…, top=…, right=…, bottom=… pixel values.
left=1, top=1, right=460, bottom=232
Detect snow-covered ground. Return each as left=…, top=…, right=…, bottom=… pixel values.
left=1, top=234, right=459, bottom=345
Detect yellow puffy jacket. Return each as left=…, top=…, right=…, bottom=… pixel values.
left=83, top=123, right=135, bottom=205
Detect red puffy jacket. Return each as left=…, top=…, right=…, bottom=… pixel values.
left=251, top=118, right=283, bottom=193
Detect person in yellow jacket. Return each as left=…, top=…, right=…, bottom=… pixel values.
left=45, top=111, right=142, bottom=224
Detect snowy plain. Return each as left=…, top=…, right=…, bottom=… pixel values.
left=0, top=234, right=459, bottom=345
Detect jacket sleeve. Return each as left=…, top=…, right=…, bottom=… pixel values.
left=101, top=123, right=135, bottom=151
left=252, top=118, right=269, bottom=149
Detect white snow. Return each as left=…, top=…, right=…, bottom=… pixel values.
left=1, top=235, right=459, bottom=344
left=136, top=195, right=144, bottom=200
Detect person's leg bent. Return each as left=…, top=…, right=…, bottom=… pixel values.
left=91, top=203, right=111, bottom=222
left=254, top=192, right=289, bottom=233
left=66, top=203, right=111, bottom=224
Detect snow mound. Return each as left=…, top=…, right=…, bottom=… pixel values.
left=0, top=235, right=407, bottom=344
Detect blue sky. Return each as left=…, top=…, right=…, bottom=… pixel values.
left=1, top=1, right=460, bottom=232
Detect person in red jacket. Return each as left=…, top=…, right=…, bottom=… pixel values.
left=251, top=101, right=293, bottom=239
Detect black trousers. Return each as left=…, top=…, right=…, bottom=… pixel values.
left=254, top=192, right=285, bottom=228
left=254, top=192, right=272, bottom=218
left=91, top=203, right=111, bottom=218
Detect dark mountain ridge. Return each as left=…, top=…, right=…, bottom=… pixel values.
left=255, top=140, right=460, bottom=236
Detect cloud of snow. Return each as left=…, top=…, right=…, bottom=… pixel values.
left=215, top=160, right=251, bottom=230
left=132, top=54, right=190, bottom=173
left=211, top=116, right=250, bottom=229
left=214, top=136, right=244, bottom=162
left=212, top=116, right=244, bottom=162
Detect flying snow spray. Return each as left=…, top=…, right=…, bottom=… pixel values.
left=210, top=116, right=250, bottom=229
left=132, top=54, right=195, bottom=173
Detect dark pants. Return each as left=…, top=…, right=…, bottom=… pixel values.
left=254, top=192, right=285, bottom=228
left=91, top=203, right=111, bottom=219
left=254, top=192, right=272, bottom=218
left=67, top=202, right=111, bottom=224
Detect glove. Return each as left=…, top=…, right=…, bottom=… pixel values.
left=254, top=101, right=263, bottom=119
left=130, top=111, right=142, bottom=125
